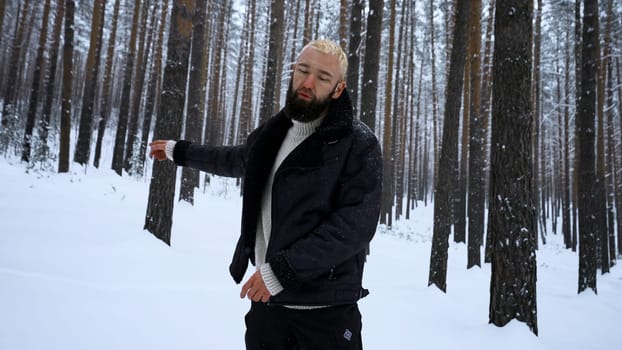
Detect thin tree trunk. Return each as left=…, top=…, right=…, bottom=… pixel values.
left=124, top=0, right=152, bottom=174
left=112, top=0, right=141, bottom=175
left=39, top=0, right=65, bottom=160
left=429, top=0, right=470, bottom=292
left=59, top=0, right=75, bottom=173
left=207, top=1, right=228, bottom=146
left=74, top=0, right=106, bottom=166
left=139, top=0, right=169, bottom=175
left=94, top=0, right=121, bottom=169
left=180, top=0, right=208, bottom=204
left=562, top=26, right=572, bottom=249
left=346, top=0, right=362, bottom=116
left=237, top=0, right=257, bottom=144
left=22, top=0, right=52, bottom=163
left=360, top=0, right=382, bottom=131
left=572, top=0, right=582, bottom=254
left=430, top=0, right=440, bottom=182
left=380, top=0, right=396, bottom=226
left=1, top=1, right=29, bottom=149
left=258, top=0, right=285, bottom=124
left=483, top=0, right=496, bottom=263
left=455, top=42, right=470, bottom=244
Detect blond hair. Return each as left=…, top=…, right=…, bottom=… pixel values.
left=301, top=39, right=348, bottom=81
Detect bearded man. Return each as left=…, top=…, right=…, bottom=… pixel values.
left=149, top=39, right=382, bottom=350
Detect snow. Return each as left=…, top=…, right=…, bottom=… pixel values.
left=1, top=159, right=620, bottom=350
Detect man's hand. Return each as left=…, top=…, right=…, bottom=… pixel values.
left=149, top=140, right=169, bottom=161
left=240, top=270, right=272, bottom=303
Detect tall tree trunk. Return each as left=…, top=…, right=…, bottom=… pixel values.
left=237, top=0, right=257, bottom=144
left=605, top=61, right=616, bottom=267
left=258, top=0, right=285, bottom=124
left=124, top=0, right=152, bottom=174
left=455, top=44, right=470, bottom=244
left=145, top=0, right=195, bottom=245
left=94, top=0, right=121, bottom=169
left=180, top=0, right=208, bottom=204
left=532, top=0, right=543, bottom=245
left=39, top=0, right=65, bottom=160
left=488, top=0, right=537, bottom=335
left=74, top=0, right=106, bottom=166
left=616, top=58, right=622, bottom=257
left=596, top=0, right=614, bottom=272
left=467, top=0, right=484, bottom=269
left=59, top=0, right=75, bottom=173
left=207, top=1, right=228, bottom=146
left=339, top=0, right=348, bottom=50
left=577, top=0, right=599, bottom=294
left=346, top=0, right=362, bottom=116
left=393, top=0, right=409, bottom=222
left=562, top=26, right=572, bottom=250
left=429, top=0, right=440, bottom=181
left=428, top=0, right=470, bottom=292
left=112, top=0, right=141, bottom=175
left=139, top=0, right=170, bottom=175
left=303, top=0, right=312, bottom=44
left=0, top=0, right=5, bottom=49
left=572, top=0, right=582, bottom=253
left=599, top=1, right=619, bottom=273
left=380, top=0, right=396, bottom=226
left=483, top=0, right=496, bottom=263
left=1, top=1, right=29, bottom=151
left=22, top=0, right=52, bottom=163
left=135, top=1, right=162, bottom=176
left=360, top=0, right=382, bottom=131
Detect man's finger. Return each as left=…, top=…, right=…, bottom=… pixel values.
left=240, top=278, right=253, bottom=298
left=260, top=292, right=270, bottom=303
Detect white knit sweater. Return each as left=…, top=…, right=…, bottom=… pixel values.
left=255, top=116, right=324, bottom=296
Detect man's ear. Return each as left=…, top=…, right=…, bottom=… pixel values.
left=332, top=81, right=346, bottom=99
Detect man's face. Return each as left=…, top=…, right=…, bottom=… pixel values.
left=286, top=47, right=345, bottom=122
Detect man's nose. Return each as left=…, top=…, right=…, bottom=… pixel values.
left=301, top=74, right=315, bottom=89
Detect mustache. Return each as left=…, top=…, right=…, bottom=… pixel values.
left=295, top=87, right=315, bottom=98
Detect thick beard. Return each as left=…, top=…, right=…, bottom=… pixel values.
left=285, top=82, right=334, bottom=123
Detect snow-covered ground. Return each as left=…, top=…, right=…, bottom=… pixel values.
left=1, top=159, right=620, bottom=349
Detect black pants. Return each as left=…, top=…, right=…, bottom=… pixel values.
left=244, top=302, right=363, bottom=350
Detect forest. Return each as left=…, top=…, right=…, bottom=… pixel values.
left=0, top=0, right=620, bottom=335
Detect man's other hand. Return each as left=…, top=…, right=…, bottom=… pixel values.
left=240, top=270, right=272, bottom=303
left=148, top=140, right=169, bottom=161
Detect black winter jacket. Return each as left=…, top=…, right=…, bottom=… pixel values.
left=172, top=90, right=382, bottom=306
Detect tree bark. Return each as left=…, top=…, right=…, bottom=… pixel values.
left=39, top=0, right=65, bottom=160
left=360, top=0, right=383, bottom=131
left=488, top=0, right=537, bottom=335
left=467, top=0, right=484, bottom=269
left=577, top=0, right=599, bottom=294
left=1, top=1, right=29, bottom=151
left=22, top=0, right=52, bottom=163
left=145, top=0, right=195, bottom=245
left=74, top=0, right=106, bottom=166
left=428, top=0, right=470, bottom=292
left=180, top=0, right=208, bottom=204
left=346, top=0, right=362, bottom=116
left=258, top=0, right=285, bottom=125
left=112, top=0, right=141, bottom=175
left=59, top=0, right=75, bottom=173
left=123, top=0, right=153, bottom=174
left=94, top=0, right=121, bottom=169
